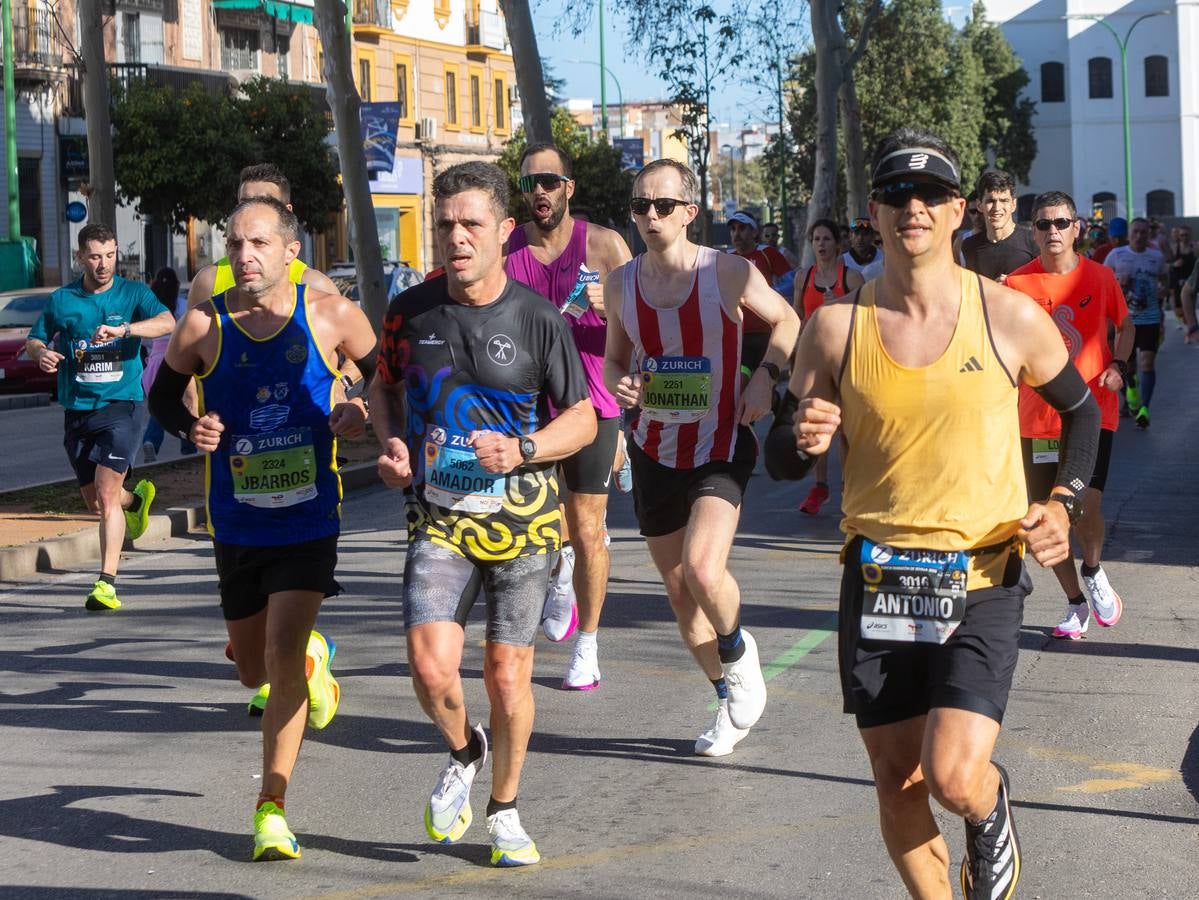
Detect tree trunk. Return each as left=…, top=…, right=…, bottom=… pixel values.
left=499, top=0, right=552, bottom=143
left=79, top=0, right=115, bottom=227
left=313, top=0, right=387, bottom=336
left=805, top=0, right=844, bottom=265
left=839, top=76, right=867, bottom=221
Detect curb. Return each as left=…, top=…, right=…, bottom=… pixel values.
left=0, top=393, right=50, bottom=411
left=0, top=461, right=383, bottom=583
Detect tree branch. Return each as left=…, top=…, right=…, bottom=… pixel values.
left=846, top=0, right=882, bottom=70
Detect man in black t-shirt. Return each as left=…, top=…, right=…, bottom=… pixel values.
left=961, top=170, right=1038, bottom=281
left=370, top=161, right=595, bottom=868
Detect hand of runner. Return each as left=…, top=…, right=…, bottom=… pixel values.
left=91, top=323, right=126, bottom=344
left=737, top=368, right=773, bottom=425
left=1017, top=501, right=1071, bottom=567
left=586, top=281, right=605, bottom=319
left=329, top=399, right=367, bottom=439
left=1097, top=365, right=1124, bottom=392
left=377, top=437, right=412, bottom=488
left=190, top=412, right=224, bottom=453
left=614, top=373, right=643, bottom=409
left=794, top=398, right=841, bottom=455
left=471, top=430, right=521, bottom=473
left=36, top=348, right=64, bottom=373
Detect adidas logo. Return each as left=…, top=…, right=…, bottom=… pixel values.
left=959, top=356, right=983, bottom=373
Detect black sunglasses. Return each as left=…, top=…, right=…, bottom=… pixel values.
left=630, top=197, right=691, bottom=217
left=1034, top=217, right=1075, bottom=232
left=849, top=220, right=872, bottom=232
left=873, top=181, right=956, bottom=208
left=518, top=173, right=570, bottom=193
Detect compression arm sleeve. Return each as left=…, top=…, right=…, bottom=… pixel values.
left=764, top=390, right=819, bottom=481
left=149, top=362, right=199, bottom=441
left=1032, top=362, right=1100, bottom=496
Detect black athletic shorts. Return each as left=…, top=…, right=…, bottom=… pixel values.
left=561, top=415, right=620, bottom=494
left=63, top=400, right=140, bottom=486
left=629, top=425, right=757, bottom=537
left=1021, top=428, right=1113, bottom=498
left=213, top=535, right=341, bottom=621
left=1132, top=323, right=1163, bottom=354
left=838, top=536, right=1030, bottom=729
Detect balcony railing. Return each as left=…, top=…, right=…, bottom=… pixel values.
left=8, top=3, right=70, bottom=75
left=64, top=63, right=236, bottom=116
left=352, top=0, right=392, bottom=29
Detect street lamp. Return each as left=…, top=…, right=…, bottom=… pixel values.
left=566, top=58, right=624, bottom=138
left=1063, top=10, right=1171, bottom=219
left=720, top=143, right=738, bottom=211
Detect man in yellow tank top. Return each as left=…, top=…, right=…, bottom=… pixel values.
left=767, top=128, right=1100, bottom=900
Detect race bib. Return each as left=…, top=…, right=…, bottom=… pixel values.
left=74, top=338, right=124, bottom=384
left=858, top=539, right=968, bottom=645
left=423, top=426, right=506, bottom=514
left=640, top=356, right=712, bottom=424
left=229, top=427, right=318, bottom=508
left=1031, top=438, right=1059, bottom=465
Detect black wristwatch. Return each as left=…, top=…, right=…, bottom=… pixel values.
left=759, top=361, right=781, bottom=382
left=1048, top=491, right=1082, bottom=525
left=1109, top=359, right=1128, bottom=378
left=518, top=436, right=537, bottom=463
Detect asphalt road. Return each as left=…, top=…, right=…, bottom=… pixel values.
left=1, top=330, right=1197, bottom=899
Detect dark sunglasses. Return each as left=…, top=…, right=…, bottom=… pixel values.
left=630, top=197, right=691, bottom=217
left=518, top=173, right=570, bottom=193
left=849, top=220, right=872, bottom=232
left=873, top=181, right=956, bottom=207
left=1034, top=217, right=1075, bottom=232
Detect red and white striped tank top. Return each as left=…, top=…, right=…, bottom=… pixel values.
left=621, top=246, right=741, bottom=469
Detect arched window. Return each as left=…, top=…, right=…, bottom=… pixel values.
left=1088, top=57, right=1113, bottom=99
left=1091, top=191, right=1117, bottom=223
left=1146, top=190, right=1175, bottom=217
left=1040, top=61, right=1065, bottom=102
left=1144, top=55, right=1169, bottom=97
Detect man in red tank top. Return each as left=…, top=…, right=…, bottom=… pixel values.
left=603, top=159, right=799, bottom=758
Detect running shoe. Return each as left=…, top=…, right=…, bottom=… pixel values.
left=721, top=629, right=767, bottom=730
left=248, top=683, right=270, bottom=716
left=252, top=801, right=300, bottom=861
left=799, top=483, right=830, bottom=515
left=1052, top=602, right=1089, bottom=640
left=141, top=442, right=157, bottom=464
left=615, top=452, right=633, bottom=493
left=1080, top=567, right=1123, bottom=627
left=1124, top=384, right=1141, bottom=410
left=562, top=639, right=600, bottom=691
left=84, top=580, right=121, bottom=611
left=541, top=547, right=578, bottom=643
left=487, top=808, right=541, bottom=867
left=306, top=631, right=339, bottom=730
left=960, top=763, right=1020, bottom=900
left=123, top=479, right=156, bottom=541
left=694, top=699, right=750, bottom=757
left=425, top=724, right=487, bottom=843
left=1135, top=406, right=1150, bottom=429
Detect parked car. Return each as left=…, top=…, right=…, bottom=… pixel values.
left=325, top=262, right=424, bottom=304
left=0, top=287, right=54, bottom=329
left=0, top=327, right=56, bottom=397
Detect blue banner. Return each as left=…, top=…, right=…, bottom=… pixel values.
left=360, top=102, right=402, bottom=174
left=614, top=137, right=645, bottom=172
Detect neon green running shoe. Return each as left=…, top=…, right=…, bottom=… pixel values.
left=306, top=631, right=339, bottom=730
left=84, top=580, right=120, bottom=611
left=1124, top=384, right=1141, bottom=410
left=123, top=479, right=156, bottom=541
left=248, top=683, right=270, bottom=717
left=252, top=801, right=300, bottom=861
left=487, top=808, right=541, bottom=867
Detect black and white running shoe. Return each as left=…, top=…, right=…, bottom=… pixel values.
left=961, top=762, right=1021, bottom=900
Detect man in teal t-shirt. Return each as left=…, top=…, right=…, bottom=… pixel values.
left=26, top=223, right=175, bottom=611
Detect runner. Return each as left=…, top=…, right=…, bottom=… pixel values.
left=960, top=170, right=1038, bottom=281
left=792, top=218, right=863, bottom=516
left=1008, top=191, right=1133, bottom=640
left=1104, top=217, right=1168, bottom=428
left=761, top=221, right=799, bottom=268
left=603, top=159, right=799, bottom=758
left=767, top=127, right=1099, bottom=899
left=727, top=210, right=793, bottom=371
left=26, top=224, right=174, bottom=610
left=369, top=161, right=595, bottom=867
left=505, top=142, right=632, bottom=689
left=1166, top=225, right=1194, bottom=327
left=1090, top=217, right=1124, bottom=265
left=843, top=218, right=884, bottom=281
left=149, top=196, right=375, bottom=861
left=1182, top=258, right=1199, bottom=344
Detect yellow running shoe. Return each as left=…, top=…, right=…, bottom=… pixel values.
left=306, top=631, right=339, bottom=730
left=252, top=801, right=300, bottom=861
left=248, top=683, right=270, bottom=717
left=123, top=479, right=156, bottom=541
left=487, top=808, right=541, bottom=867
left=84, top=580, right=120, bottom=611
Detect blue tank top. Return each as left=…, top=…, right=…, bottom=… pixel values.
left=199, top=284, right=342, bottom=546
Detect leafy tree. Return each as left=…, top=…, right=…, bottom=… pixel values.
left=497, top=107, right=635, bottom=229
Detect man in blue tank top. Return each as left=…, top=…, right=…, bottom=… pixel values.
left=26, top=223, right=175, bottom=610
left=149, top=197, right=376, bottom=863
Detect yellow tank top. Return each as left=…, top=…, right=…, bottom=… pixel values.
left=212, top=257, right=308, bottom=295
left=840, top=270, right=1026, bottom=588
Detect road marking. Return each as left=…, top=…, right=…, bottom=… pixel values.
left=1056, top=761, right=1178, bottom=793
left=710, top=612, right=838, bottom=710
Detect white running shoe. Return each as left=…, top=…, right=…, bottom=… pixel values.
left=562, top=638, right=600, bottom=690
left=1080, top=567, right=1123, bottom=627
left=424, top=724, right=487, bottom=843
left=1052, top=602, right=1089, bottom=640
left=487, top=808, right=540, bottom=867
left=721, top=629, right=767, bottom=729
left=694, top=699, right=750, bottom=757
left=541, top=547, right=578, bottom=642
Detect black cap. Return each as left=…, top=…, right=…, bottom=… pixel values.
left=871, top=147, right=961, bottom=191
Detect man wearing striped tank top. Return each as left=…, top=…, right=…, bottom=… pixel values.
left=769, top=128, right=1100, bottom=899
left=603, top=159, right=799, bottom=758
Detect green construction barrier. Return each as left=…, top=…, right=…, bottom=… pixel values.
left=0, top=238, right=39, bottom=291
